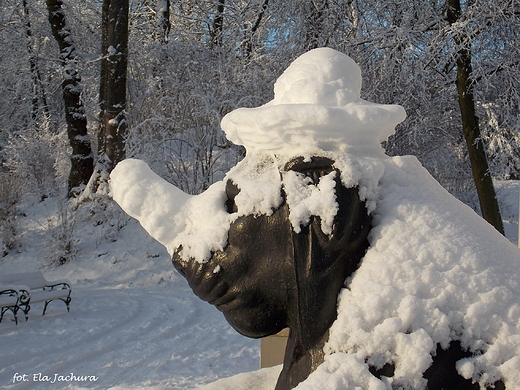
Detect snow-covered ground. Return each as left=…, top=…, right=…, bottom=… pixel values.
left=0, top=198, right=260, bottom=390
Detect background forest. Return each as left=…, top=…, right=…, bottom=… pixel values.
left=0, top=0, right=519, bottom=261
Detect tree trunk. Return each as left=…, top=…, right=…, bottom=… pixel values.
left=24, top=0, right=49, bottom=122
left=242, top=0, right=269, bottom=58
left=446, top=0, right=505, bottom=235
left=46, top=0, right=94, bottom=197
left=98, top=0, right=129, bottom=173
left=157, top=0, right=171, bottom=43
left=211, top=0, right=225, bottom=48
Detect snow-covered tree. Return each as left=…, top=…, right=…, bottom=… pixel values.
left=98, top=0, right=129, bottom=174
left=46, top=0, right=94, bottom=198
left=323, top=0, right=519, bottom=230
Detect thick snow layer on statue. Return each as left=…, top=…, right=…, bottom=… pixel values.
left=110, top=159, right=192, bottom=250
left=109, top=48, right=520, bottom=389
left=308, top=155, right=520, bottom=389
left=111, top=152, right=383, bottom=261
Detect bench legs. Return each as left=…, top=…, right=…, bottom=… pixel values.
left=0, top=297, right=70, bottom=321
left=0, top=288, right=27, bottom=325
left=1, top=297, right=71, bottom=322
left=0, top=306, right=19, bottom=325
left=1, top=288, right=71, bottom=321
left=17, top=289, right=30, bottom=322
left=42, top=296, right=71, bottom=316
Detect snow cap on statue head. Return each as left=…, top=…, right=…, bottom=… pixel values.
left=221, top=47, right=407, bottom=157
left=273, top=47, right=362, bottom=106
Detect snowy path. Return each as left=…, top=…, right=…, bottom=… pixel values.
left=0, top=284, right=259, bottom=390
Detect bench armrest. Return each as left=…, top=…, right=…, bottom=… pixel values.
left=0, top=285, right=30, bottom=302
left=0, top=287, right=19, bottom=307
left=0, top=287, right=18, bottom=296
left=44, top=280, right=71, bottom=291
left=17, top=287, right=30, bottom=305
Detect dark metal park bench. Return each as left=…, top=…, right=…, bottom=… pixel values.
left=0, top=271, right=71, bottom=324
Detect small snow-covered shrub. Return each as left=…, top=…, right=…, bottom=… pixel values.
left=3, top=119, right=69, bottom=201
left=72, top=168, right=130, bottom=248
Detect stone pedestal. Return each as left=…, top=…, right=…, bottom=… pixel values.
left=260, top=328, right=289, bottom=368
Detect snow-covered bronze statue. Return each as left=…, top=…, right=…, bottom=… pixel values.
left=172, top=155, right=371, bottom=390
left=111, top=48, right=519, bottom=390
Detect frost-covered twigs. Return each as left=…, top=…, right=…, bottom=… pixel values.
left=44, top=190, right=130, bottom=266
left=45, top=198, right=77, bottom=266
left=3, top=122, right=64, bottom=201
left=127, top=91, right=242, bottom=195
left=0, top=172, right=21, bottom=256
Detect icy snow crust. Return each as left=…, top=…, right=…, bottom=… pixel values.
left=110, top=48, right=520, bottom=389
